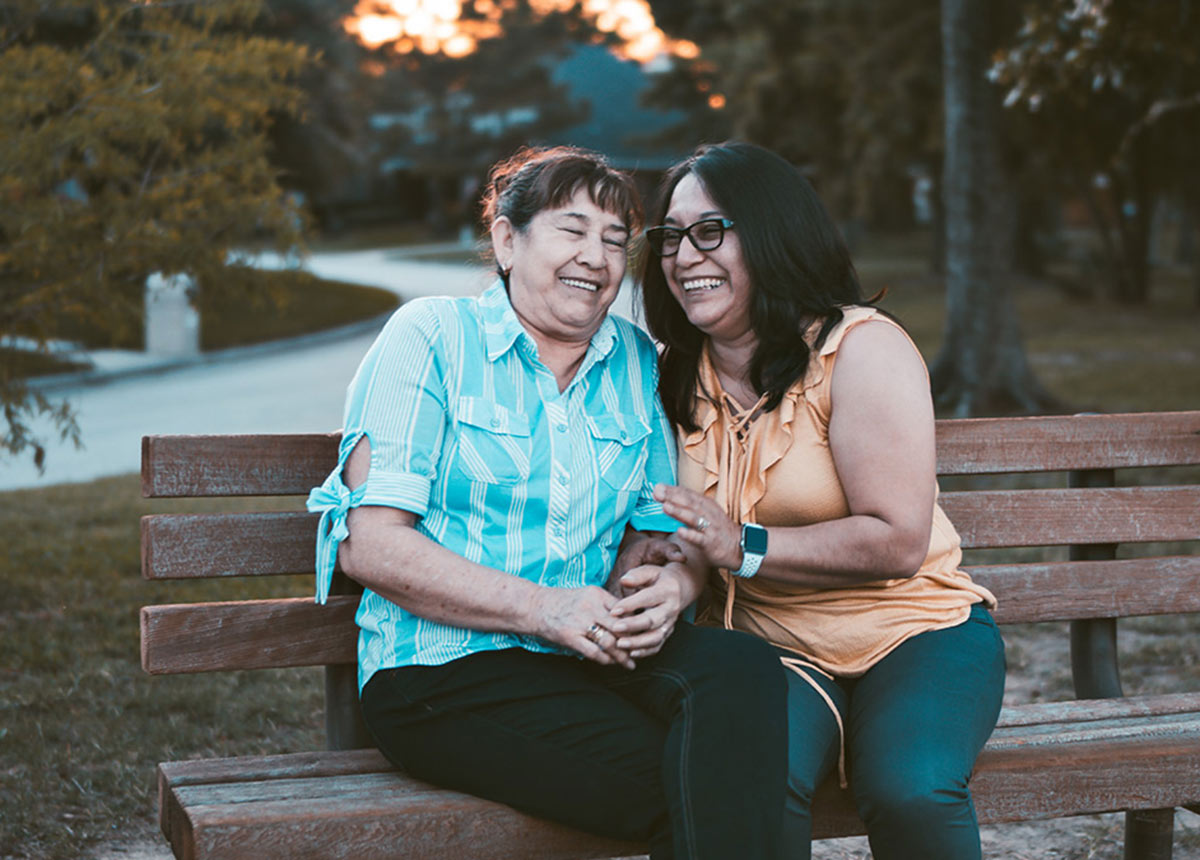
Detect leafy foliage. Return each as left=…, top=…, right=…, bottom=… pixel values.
left=991, top=0, right=1200, bottom=302
left=0, top=0, right=311, bottom=464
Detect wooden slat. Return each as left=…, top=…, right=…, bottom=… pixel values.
left=137, top=413, right=1200, bottom=499
left=156, top=703, right=1200, bottom=857
left=142, top=433, right=340, bottom=498
left=141, top=597, right=358, bottom=674
left=934, top=411, right=1200, bottom=475
left=136, top=556, right=1200, bottom=675
left=969, top=556, right=1200, bottom=624
left=140, top=486, right=1200, bottom=582
left=142, top=512, right=317, bottom=579
left=942, top=485, right=1200, bottom=548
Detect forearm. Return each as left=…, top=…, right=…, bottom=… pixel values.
left=339, top=510, right=543, bottom=636
left=756, top=515, right=928, bottom=587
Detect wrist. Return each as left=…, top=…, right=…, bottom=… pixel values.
left=732, top=523, right=768, bottom=579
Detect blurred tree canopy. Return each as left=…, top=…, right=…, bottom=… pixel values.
left=360, top=1, right=594, bottom=236
left=992, top=0, right=1200, bottom=304
left=0, top=0, right=310, bottom=466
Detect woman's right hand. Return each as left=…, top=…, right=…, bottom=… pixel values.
left=529, top=585, right=636, bottom=670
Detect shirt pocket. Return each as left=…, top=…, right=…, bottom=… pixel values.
left=452, top=397, right=533, bottom=486
left=587, top=414, right=652, bottom=493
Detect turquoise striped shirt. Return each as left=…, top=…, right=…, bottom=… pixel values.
left=307, top=281, right=679, bottom=691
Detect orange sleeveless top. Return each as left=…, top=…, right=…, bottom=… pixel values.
left=681, top=307, right=996, bottom=678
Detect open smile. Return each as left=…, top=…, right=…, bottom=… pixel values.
left=682, top=277, right=725, bottom=292
left=560, top=276, right=602, bottom=293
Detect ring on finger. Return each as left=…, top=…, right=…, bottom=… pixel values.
left=586, top=622, right=603, bottom=643
left=696, top=517, right=710, bottom=532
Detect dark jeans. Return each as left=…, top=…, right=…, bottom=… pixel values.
left=360, top=622, right=789, bottom=860
left=782, top=604, right=1007, bottom=860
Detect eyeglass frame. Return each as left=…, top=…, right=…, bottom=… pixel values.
left=643, top=217, right=736, bottom=257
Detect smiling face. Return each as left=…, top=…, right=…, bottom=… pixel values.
left=661, top=173, right=754, bottom=345
left=493, top=185, right=630, bottom=349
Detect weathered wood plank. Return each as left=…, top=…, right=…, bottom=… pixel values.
left=942, top=486, right=1200, bottom=548
left=970, top=556, right=1200, bottom=624
left=139, top=414, right=1200, bottom=501
left=157, top=712, right=1200, bottom=856
left=139, top=486, right=1200, bottom=582
left=138, top=556, right=1200, bottom=674
left=141, top=597, right=358, bottom=674
left=141, top=512, right=318, bottom=580
left=142, top=433, right=340, bottom=498
left=934, top=411, right=1200, bottom=474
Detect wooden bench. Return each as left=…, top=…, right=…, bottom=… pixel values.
left=140, top=410, right=1200, bottom=860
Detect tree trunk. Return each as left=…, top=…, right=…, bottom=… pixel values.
left=931, top=0, right=1059, bottom=417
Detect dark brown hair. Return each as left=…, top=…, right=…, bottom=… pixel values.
left=639, top=142, right=882, bottom=433
left=482, top=146, right=642, bottom=284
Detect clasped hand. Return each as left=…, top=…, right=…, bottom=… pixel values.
left=533, top=537, right=690, bottom=669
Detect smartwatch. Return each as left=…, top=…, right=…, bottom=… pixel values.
left=733, top=523, right=768, bottom=579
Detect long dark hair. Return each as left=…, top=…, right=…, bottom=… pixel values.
left=639, top=141, right=880, bottom=433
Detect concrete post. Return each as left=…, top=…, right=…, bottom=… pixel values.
left=145, top=273, right=199, bottom=357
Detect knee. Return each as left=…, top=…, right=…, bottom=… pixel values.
left=854, top=762, right=969, bottom=829
left=683, top=626, right=784, bottom=685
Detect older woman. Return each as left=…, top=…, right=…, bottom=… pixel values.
left=639, top=142, right=1006, bottom=860
left=307, top=146, right=788, bottom=860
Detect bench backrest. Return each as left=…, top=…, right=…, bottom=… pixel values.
left=140, top=412, right=1200, bottom=734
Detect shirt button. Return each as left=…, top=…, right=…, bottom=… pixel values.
left=619, top=430, right=627, bottom=440
left=557, top=423, right=568, bottom=433
left=554, top=525, right=564, bottom=536
left=558, top=474, right=568, bottom=485
left=490, top=418, right=501, bottom=428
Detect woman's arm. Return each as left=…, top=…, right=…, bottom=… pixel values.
left=339, top=438, right=637, bottom=668
left=657, top=320, right=936, bottom=587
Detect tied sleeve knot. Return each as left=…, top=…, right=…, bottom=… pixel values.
left=306, top=472, right=365, bottom=605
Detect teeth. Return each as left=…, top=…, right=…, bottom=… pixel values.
left=561, top=277, right=599, bottom=292
left=683, top=278, right=724, bottom=292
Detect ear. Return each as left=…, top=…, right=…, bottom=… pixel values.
left=490, top=216, right=516, bottom=273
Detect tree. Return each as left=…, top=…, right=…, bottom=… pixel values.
left=933, top=0, right=1057, bottom=415
left=1, top=0, right=310, bottom=466
left=991, top=0, right=1200, bottom=304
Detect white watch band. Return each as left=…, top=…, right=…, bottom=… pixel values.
left=732, top=551, right=763, bottom=578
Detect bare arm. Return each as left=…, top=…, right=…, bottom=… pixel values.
left=658, top=321, right=935, bottom=587
left=338, top=437, right=636, bottom=667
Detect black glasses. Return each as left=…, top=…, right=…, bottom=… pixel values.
left=644, top=218, right=736, bottom=257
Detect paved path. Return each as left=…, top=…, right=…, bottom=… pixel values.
left=0, top=248, right=642, bottom=492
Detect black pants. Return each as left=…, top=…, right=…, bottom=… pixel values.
left=360, top=622, right=789, bottom=860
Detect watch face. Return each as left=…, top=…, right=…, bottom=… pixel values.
left=742, top=524, right=768, bottom=555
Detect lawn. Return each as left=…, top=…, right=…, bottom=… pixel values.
left=1, top=234, right=1198, bottom=859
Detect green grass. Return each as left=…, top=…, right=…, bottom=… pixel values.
left=2, top=233, right=1198, bottom=858
left=0, top=348, right=90, bottom=379
left=0, top=477, right=322, bottom=859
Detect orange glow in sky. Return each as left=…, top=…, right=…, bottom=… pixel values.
left=344, top=0, right=700, bottom=64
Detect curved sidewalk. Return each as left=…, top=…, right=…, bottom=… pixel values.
left=1, top=249, right=641, bottom=492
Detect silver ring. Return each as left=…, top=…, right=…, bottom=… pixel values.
left=696, top=517, right=710, bottom=532
left=586, top=623, right=603, bottom=643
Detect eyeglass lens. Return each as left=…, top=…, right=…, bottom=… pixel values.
left=650, top=219, right=730, bottom=255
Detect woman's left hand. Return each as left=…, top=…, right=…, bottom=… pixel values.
left=653, top=484, right=742, bottom=570
left=608, top=564, right=688, bottom=658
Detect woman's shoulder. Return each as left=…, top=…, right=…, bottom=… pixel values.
left=815, top=306, right=906, bottom=359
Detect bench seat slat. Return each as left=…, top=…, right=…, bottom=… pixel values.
left=157, top=704, right=1200, bottom=857
left=139, top=487, right=1200, bottom=581
left=139, top=557, right=1200, bottom=674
